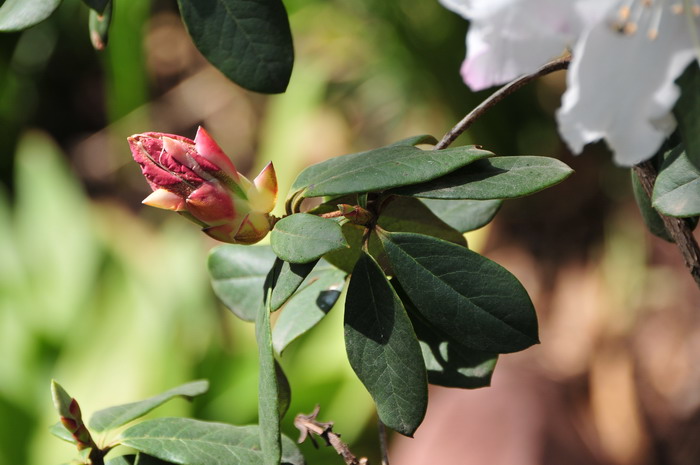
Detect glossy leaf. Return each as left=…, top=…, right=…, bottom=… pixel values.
left=675, top=63, right=700, bottom=167
left=265, top=258, right=318, bottom=311
left=344, top=252, right=427, bottom=436
left=82, top=0, right=110, bottom=14
left=421, top=198, right=502, bottom=233
left=271, top=213, right=347, bottom=263
left=393, top=156, right=573, bottom=199
left=177, top=0, right=293, bottom=94
left=208, top=245, right=277, bottom=321
left=272, top=265, right=346, bottom=354
left=120, top=418, right=304, bottom=465
left=256, top=295, right=281, bottom=465
left=0, top=0, right=62, bottom=31
left=380, top=232, right=538, bottom=353
left=289, top=144, right=493, bottom=199
left=652, top=146, right=700, bottom=217
left=89, top=380, right=209, bottom=432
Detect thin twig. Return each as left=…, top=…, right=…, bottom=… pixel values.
left=633, top=162, right=700, bottom=289
left=295, top=406, right=368, bottom=465
left=377, top=419, right=389, bottom=465
left=434, top=55, right=571, bottom=150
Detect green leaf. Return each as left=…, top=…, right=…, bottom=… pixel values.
left=674, top=62, right=700, bottom=167
left=380, top=232, right=539, bottom=353
left=177, top=0, right=293, bottom=94
left=632, top=169, right=673, bottom=242
left=208, top=245, right=277, bottom=321
left=392, top=156, right=573, bottom=199
left=0, top=0, right=62, bottom=31
left=271, top=213, right=348, bottom=263
left=652, top=146, right=700, bottom=217
left=395, top=287, right=497, bottom=389
left=49, top=422, right=75, bottom=444
left=272, top=265, right=346, bottom=354
left=275, top=361, right=291, bottom=419
left=387, top=134, right=438, bottom=147
left=323, top=222, right=364, bottom=273
left=105, top=454, right=174, bottom=465
left=265, top=258, right=318, bottom=311
left=88, top=1, right=112, bottom=50
left=256, top=295, right=281, bottom=464
left=89, top=380, right=209, bottom=432
left=82, top=0, right=109, bottom=14
left=120, top=418, right=304, bottom=465
left=421, top=198, right=502, bottom=233
left=50, top=380, right=74, bottom=420
left=344, top=252, right=427, bottom=436
left=289, top=143, right=493, bottom=199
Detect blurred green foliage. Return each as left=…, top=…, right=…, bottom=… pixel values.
left=0, top=0, right=569, bottom=464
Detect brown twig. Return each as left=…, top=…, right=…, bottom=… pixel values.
left=434, top=55, right=571, bottom=150
left=377, top=419, right=389, bottom=465
left=295, top=406, right=369, bottom=465
left=633, top=162, right=700, bottom=289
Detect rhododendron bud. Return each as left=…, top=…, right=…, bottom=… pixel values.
left=129, top=126, right=277, bottom=244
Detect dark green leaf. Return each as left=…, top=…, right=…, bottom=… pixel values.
left=208, top=245, right=277, bottom=321
left=380, top=232, right=538, bottom=353
left=395, top=286, right=497, bottom=388
left=344, top=252, right=427, bottom=436
left=177, top=0, right=293, bottom=93
left=120, top=418, right=304, bottom=465
left=82, top=0, right=109, bottom=14
left=89, top=380, right=209, bottom=432
left=256, top=295, right=281, bottom=464
left=265, top=258, right=318, bottom=311
left=49, top=422, right=75, bottom=444
left=392, top=156, right=573, bottom=199
left=271, top=213, right=348, bottom=263
left=88, top=1, right=112, bottom=50
left=421, top=198, right=502, bottom=233
left=0, top=0, right=62, bottom=31
left=387, top=135, right=438, bottom=147
left=674, top=62, right=700, bottom=167
left=652, top=146, right=700, bottom=217
left=323, top=222, right=364, bottom=273
left=275, top=361, right=291, bottom=418
left=632, top=169, right=672, bottom=242
left=272, top=265, right=346, bottom=354
left=289, top=144, right=493, bottom=199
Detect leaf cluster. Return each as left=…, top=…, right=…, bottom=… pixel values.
left=208, top=135, right=573, bottom=460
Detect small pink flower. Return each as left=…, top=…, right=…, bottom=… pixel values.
left=129, top=126, right=277, bottom=244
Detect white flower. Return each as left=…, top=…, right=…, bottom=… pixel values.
left=440, top=0, right=700, bottom=166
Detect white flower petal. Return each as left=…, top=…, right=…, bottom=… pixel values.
left=557, top=12, right=697, bottom=166
left=441, top=0, right=583, bottom=90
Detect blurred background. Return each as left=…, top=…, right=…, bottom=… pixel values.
left=1, top=0, right=699, bottom=464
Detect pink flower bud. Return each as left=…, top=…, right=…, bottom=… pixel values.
left=129, top=127, right=278, bottom=244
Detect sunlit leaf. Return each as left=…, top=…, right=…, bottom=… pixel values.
left=257, top=294, right=281, bottom=464
left=344, top=252, right=427, bottom=436
left=265, top=258, right=318, bottom=311
left=89, top=380, right=209, bottom=432
left=272, top=265, right=346, bottom=354
left=392, top=156, right=573, bottom=199
left=120, top=418, right=304, bottom=465
left=177, top=0, right=293, bottom=93
left=289, top=143, right=492, bottom=199
left=653, top=145, right=700, bottom=217
left=380, top=232, right=538, bottom=353
left=271, top=213, right=347, bottom=263
left=49, top=422, right=75, bottom=444
left=0, top=0, right=62, bottom=31
left=421, top=198, right=501, bottom=233
left=208, top=245, right=277, bottom=321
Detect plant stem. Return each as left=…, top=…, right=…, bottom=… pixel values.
left=294, top=406, right=368, bottom=465
left=378, top=419, right=389, bottom=465
left=633, top=162, right=700, bottom=289
left=434, top=55, right=571, bottom=151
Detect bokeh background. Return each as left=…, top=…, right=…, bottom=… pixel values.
left=1, top=0, right=699, bottom=464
